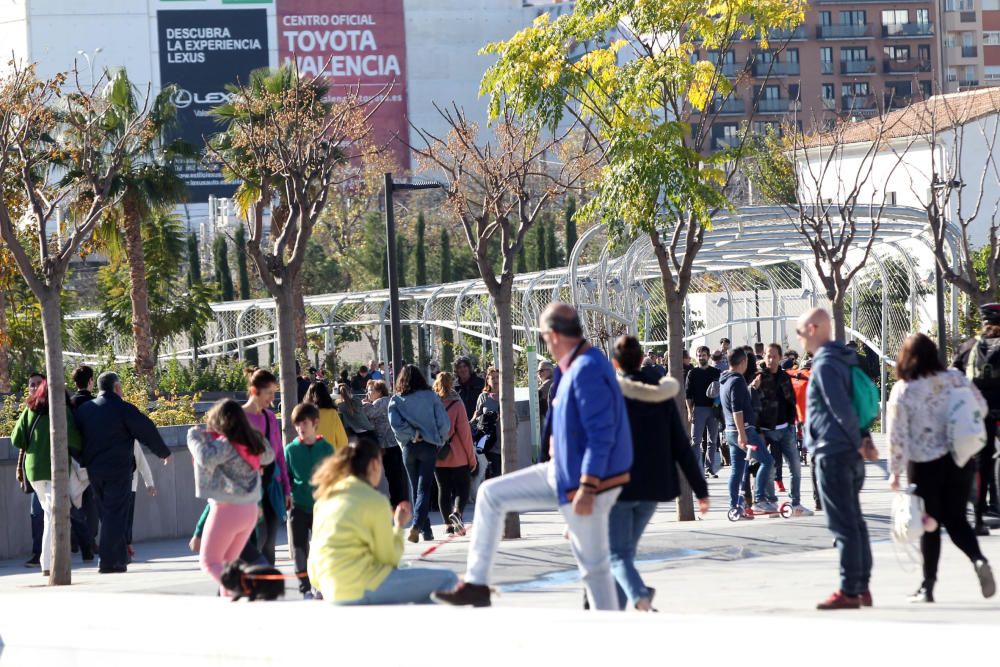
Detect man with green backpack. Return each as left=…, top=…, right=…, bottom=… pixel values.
left=796, top=308, right=879, bottom=611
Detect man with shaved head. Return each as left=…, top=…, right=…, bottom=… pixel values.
left=796, top=308, right=872, bottom=610
left=435, top=302, right=633, bottom=609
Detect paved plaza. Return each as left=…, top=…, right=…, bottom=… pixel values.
left=1, top=460, right=999, bottom=665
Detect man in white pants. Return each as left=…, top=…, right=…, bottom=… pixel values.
left=434, top=303, right=633, bottom=609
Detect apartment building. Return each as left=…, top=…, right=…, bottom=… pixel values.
left=694, top=1, right=939, bottom=148
left=941, top=0, right=1000, bottom=90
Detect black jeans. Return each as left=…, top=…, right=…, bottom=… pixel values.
left=435, top=466, right=471, bottom=522
left=91, top=475, right=133, bottom=570
left=816, top=451, right=872, bottom=596
left=125, top=490, right=137, bottom=545
left=975, top=419, right=998, bottom=525
left=382, top=446, right=410, bottom=509
left=910, top=454, right=985, bottom=586
left=403, top=442, right=438, bottom=534
left=260, top=463, right=280, bottom=566
left=288, top=506, right=313, bottom=593
left=30, top=492, right=42, bottom=556
left=770, top=441, right=784, bottom=483
left=485, top=451, right=502, bottom=480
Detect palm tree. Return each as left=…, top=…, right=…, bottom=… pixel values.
left=97, top=69, right=190, bottom=388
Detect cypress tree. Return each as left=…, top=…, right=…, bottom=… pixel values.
left=534, top=221, right=546, bottom=271
left=516, top=244, right=527, bottom=274
left=186, top=231, right=203, bottom=366
left=415, top=213, right=428, bottom=366
left=545, top=214, right=559, bottom=269
left=564, top=195, right=577, bottom=260
left=440, top=229, right=454, bottom=368
left=213, top=235, right=235, bottom=302
left=234, top=224, right=251, bottom=300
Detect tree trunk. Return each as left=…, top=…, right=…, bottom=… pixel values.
left=666, top=291, right=696, bottom=522
left=832, top=295, right=847, bottom=343
left=39, top=290, right=72, bottom=585
left=123, top=203, right=156, bottom=389
left=274, top=283, right=300, bottom=444
left=0, top=287, right=11, bottom=393
left=495, top=283, right=521, bottom=539
left=292, top=269, right=308, bottom=358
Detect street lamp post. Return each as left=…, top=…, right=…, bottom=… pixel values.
left=75, top=48, right=103, bottom=86
left=384, top=173, right=442, bottom=379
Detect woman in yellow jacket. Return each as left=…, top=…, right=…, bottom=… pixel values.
left=303, top=382, right=348, bottom=451
left=307, top=433, right=457, bottom=604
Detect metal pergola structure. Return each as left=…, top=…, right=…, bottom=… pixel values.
left=63, top=206, right=958, bottom=423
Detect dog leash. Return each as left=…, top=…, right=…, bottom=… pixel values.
left=418, top=523, right=471, bottom=559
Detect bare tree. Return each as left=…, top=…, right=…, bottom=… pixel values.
left=207, top=67, right=376, bottom=441
left=786, top=110, right=913, bottom=341
left=411, top=105, right=599, bottom=538
left=0, top=62, right=156, bottom=584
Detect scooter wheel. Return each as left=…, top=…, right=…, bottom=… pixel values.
left=779, top=502, right=793, bottom=518
left=727, top=507, right=742, bottom=522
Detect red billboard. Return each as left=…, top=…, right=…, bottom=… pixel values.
left=278, top=0, right=409, bottom=167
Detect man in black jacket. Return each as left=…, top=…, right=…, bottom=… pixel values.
left=753, top=344, right=811, bottom=516
left=686, top=346, right=721, bottom=476
left=75, top=372, right=171, bottom=573
left=454, top=356, right=485, bottom=420
left=68, top=365, right=99, bottom=559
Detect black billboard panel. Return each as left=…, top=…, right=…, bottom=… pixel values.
left=157, top=9, right=269, bottom=201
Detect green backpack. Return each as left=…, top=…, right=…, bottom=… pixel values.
left=850, top=366, right=880, bottom=432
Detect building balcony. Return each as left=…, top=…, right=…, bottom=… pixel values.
left=884, top=93, right=913, bottom=110
left=882, top=22, right=934, bottom=38
left=883, top=58, right=932, bottom=74
left=752, top=61, right=801, bottom=77
left=842, top=94, right=878, bottom=113
left=822, top=98, right=837, bottom=111
left=960, top=79, right=981, bottom=88
left=762, top=26, right=807, bottom=42
left=755, top=98, right=791, bottom=113
left=714, top=135, right=740, bottom=150
left=962, top=45, right=978, bottom=58
left=961, top=11, right=977, bottom=23
left=821, top=61, right=834, bottom=74
left=710, top=97, right=746, bottom=114
left=718, top=62, right=742, bottom=77
left=841, top=59, right=878, bottom=75
left=817, top=24, right=871, bottom=39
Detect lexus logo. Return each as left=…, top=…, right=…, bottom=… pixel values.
left=172, top=88, right=193, bottom=109
left=170, top=88, right=233, bottom=110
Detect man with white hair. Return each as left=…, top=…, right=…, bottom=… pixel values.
left=75, top=372, right=171, bottom=573
left=796, top=309, right=872, bottom=610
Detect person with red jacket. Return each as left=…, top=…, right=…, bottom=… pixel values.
left=433, top=372, right=478, bottom=534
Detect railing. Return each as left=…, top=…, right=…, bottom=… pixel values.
left=960, top=11, right=977, bottom=22
left=883, top=58, right=932, bottom=74
left=960, top=79, right=980, bottom=87
left=763, top=26, right=807, bottom=41
left=821, top=61, right=834, bottom=74
left=842, top=94, right=878, bottom=113
left=884, top=93, right=912, bottom=109
left=718, top=62, right=742, bottom=77
left=711, top=97, right=746, bottom=114
left=817, top=24, right=871, bottom=39
left=755, top=98, right=790, bottom=113
left=841, top=59, right=877, bottom=75
left=752, top=61, right=800, bottom=76
left=962, top=45, right=978, bottom=58
left=822, top=98, right=837, bottom=110
left=882, top=22, right=934, bottom=38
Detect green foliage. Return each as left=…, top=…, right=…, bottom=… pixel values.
left=440, top=229, right=454, bottom=368
left=0, top=387, right=30, bottom=437
left=234, top=224, right=251, bottom=300
left=98, top=210, right=214, bottom=357
left=156, top=356, right=250, bottom=394
left=414, top=212, right=428, bottom=286
left=517, top=246, right=528, bottom=274
left=534, top=221, right=547, bottom=271
left=186, top=231, right=202, bottom=287
left=301, top=237, right=348, bottom=295
left=545, top=214, right=561, bottom=269
left=213, top=235, right=235, bottom=302
left=743, top=127, right=796, bottom=206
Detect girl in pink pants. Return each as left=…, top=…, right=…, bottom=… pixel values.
left=188, top=399, right=275, bottom=592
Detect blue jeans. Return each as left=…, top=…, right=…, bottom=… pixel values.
left=336, top=567, right=459, bottom=605
left=815, top=451, right=872, bottom=596
left=91, top=476, right=133, bottom=570
left=761, top=426, right=801, bottom=506
left=609, top=500, right=658, bottom=609
left=403, top=442, right=438, bottom=533
left=691, top=406, right=720, bottom=473
left=725, top=427, right=773, bottom=507
left=31, top=492, right=43, bottom=555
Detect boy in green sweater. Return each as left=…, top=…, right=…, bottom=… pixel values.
left=285, top=402, right=335, bottom=598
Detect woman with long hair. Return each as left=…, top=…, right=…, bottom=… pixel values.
left=887, top=333, right=995, bottom=602
left=336, top=382, right=373, bottom=435
left=433, top=372, right=477, bottom=534
left=188, top=399, right=274, bottom=591
left=11, top=379, right=82, bottom=576
left=242, top=369, right=291, bottom=565
left=307, top=433, right=457, bottom=604
left=362, top=379, right=410, bottom=509
left=471, top=367, right=505, bottom=479
left=387, top=364, right=450, bottom=542
left=303, top=381, right=349, bottom=451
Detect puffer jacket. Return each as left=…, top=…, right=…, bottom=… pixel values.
left=187, top=427, right=274, bottom=504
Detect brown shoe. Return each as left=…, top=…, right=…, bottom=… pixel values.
left=816, top=590, right=861, bottom=610
left=407, top=527, right=420, bottom=543
left=859, top=590, right=872, bottom=607
left=432, top=582, right=491, bottom=607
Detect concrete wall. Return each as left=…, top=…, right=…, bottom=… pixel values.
left=1, top=399, right=539, bottom=560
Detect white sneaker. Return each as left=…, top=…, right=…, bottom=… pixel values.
left=751, top=502, right=774, bottom=514
left=791, top=504, right=815, bottom=517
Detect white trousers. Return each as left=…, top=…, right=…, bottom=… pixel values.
left=32, top=480, right=54, bottom=572
left=465, top=462, right=621, bottom=610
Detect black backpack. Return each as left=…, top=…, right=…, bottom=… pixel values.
left=474, top=409, right=499, bottom=453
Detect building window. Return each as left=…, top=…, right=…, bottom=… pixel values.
left=787, top=48, right=799, bottom=63
left=842, top=82, right=870, bottom=96
left=920, top=80, right=933, bottom=97
left=944, top=35, right=958, bottom=48
left=985, top=0, right=1000, bottom=10
left=966, top=64, right=978, bottom=80
left=822, top=83, right=835, bottom=99
left=788, top=83, right=801, bottom=101
left=886, top=81, right=912, bottom=98
left=760, top=84, right=780, bottom=100
left=986, top=65, right=1000, bottom=80
left=963, top=32, right=975, bottom=47
left=919, top=44, right=932, bottom=61
left=841, top=47, right=869, bottom=61
left=985, top=32, right=1000, bottom=46
left=885, top=45, right=911, bottom=61
left=916, top=9, right=930, bottom=24
left=886, top=192, right=897, bottom=206
left=840, top=10, right=866, bottom=26
left=947, top=67, right=958, bottom=81
left=819, top=11, right=831, bottom=26
left=881, top=9, right=908, bottom=25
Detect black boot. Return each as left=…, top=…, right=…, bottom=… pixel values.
left=908, top=581, right=934, bottom=603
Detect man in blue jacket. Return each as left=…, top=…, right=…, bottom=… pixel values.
left=75, top=372, right=171, bottom=573
left=435, top=303, right=632, bottom=609
left=797, top=308, right=872, bottom=610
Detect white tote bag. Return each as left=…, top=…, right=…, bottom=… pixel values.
left=947, top=384, right=987, bottom=467
left=890, top=487, right=925, bottom=545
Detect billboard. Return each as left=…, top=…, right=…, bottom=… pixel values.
left=157, top=9, right=270, bottom=200
left=277, top=0, right=410, bottom=167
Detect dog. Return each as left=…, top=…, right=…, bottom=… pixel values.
left=220, top=560, right=286, bottom=601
